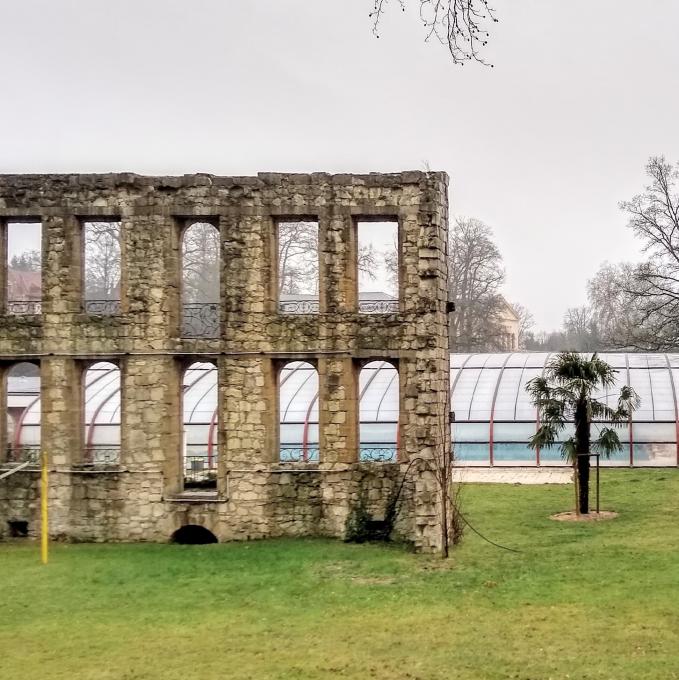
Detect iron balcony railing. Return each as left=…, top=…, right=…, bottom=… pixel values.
left=6, top=300, right=42, bottom=315
left=84, top=299, right=121, bottom=315
left=84, top=445, right=120, bottom=465
left=279, top=444, right=320, bottom=463
left=4, top=445, right=40, bottom=465
left=184, top=453, right=218, bottom=489
left=360, top=445, right=397, bottom=462
left=181, top=303, right=219, bottom=338
left=278, top=299, right=399, bottom=315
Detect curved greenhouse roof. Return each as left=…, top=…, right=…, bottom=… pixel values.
left=7, top=353, right=679, bottom=466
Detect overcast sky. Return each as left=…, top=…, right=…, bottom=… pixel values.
left=2, top=1, right=678, bottom=330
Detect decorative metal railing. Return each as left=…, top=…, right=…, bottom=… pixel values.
left=360, top=445, right=397, bottom=462
left=279, top=444, right=320, bottom=463
left=278, top=299, right=399, bottom=314
left=181, top=303, right=219, bottom=338
left=184, top=454, right=217, bottom=488
left=357, top=299, right=399, bottom=314
left=84, top=445, right=120, bottom=465
left=84, top=299, right=121, bottom=315
left=6, top=300, right=42, bottom=315
left=4, top=445, right=40, bottom=465
left=278, top=299, right=319, bottom=314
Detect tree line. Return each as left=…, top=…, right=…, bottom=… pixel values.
left=527, top=157, right=679, bottom=352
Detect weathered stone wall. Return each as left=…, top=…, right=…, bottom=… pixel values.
left=0, top=171, right=449, bottom=551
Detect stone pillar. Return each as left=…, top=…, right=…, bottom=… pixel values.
left=318, top=357, right=358, bottom=464
left=41, top=357, right=82, bottom=467
left=397, top=176, right=450, bottom=553
left=124, top=215, right=179, bottom=345
left=121, top=356, right=181, bottom=493
left=319, top=211, right=356, bottom=314
left=0, top=365, right=7, bottom=462
left=220, top=356, right=277, bottom=467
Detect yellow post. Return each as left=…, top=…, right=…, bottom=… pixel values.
left=41, top=450, right=48, bottom=565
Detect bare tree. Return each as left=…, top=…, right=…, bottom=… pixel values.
left=182, top=222, right=220, bottom=304
left=511, top=301, right=534, bottom=350
left=370, top=0, right=498, bottom=65
left=278, top=221, right=380, bottom=296
left=616, top=157, right=679, bottom=350
left=84, top=222, right=121, bottom=300
left=449, top=217, right=507, bottom=351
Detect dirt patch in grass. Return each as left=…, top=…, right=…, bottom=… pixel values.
left=550, top=510, right=619, bottom=522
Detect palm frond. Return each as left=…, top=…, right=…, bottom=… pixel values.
left=560, top=437, right=577, bottom=464
left=528, top=423, right=562, bottom=450
left=593, top=427, right=623, bottom=458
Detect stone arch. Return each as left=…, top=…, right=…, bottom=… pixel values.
left=170, top=524, right=218, bottom=544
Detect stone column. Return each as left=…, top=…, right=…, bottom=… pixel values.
left=121, top=356, right=181, bottom=494
left=319, top=211, right=356, bottom=314
left=397, top=176, right=450, bottom=553
left=0, top=365, right=7, bottom=462
left=318, top=357, right=358, bottom=464
left=41, top=357, right=82, bottom=467
left=220, top=356, right=277, bottom=467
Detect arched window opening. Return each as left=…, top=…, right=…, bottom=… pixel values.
left=83, top=221, right=121, bottom=315
left=5, top=362, right=41, bottom=464
left=277, top=220, right=319, bottom=314
left=84, top=362, right=121, bottom=464
left=357, top=220, right=399, bottom=314
left=171, top=524, right=218, bottom=544
left=182, top=362, right=218, bottom=489
left=181, top=222, right=220, bottom=338
left=359, top=361, right=399, bottom=461
left=6, top=221, right=42, bottom=315
left=279, top=361, right=319, bottom=462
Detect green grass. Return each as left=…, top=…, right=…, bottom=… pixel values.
left=2, top=469, right=679, bottom=679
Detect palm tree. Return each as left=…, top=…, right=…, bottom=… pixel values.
left=526, top=353, right=639, bottom=514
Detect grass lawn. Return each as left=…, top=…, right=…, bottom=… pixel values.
left=2, top=469, right=679, bottom=680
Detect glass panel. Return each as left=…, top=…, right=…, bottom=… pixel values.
left=629, top=369, right=654, bottom=421
left=454, top=442, right=490, bottom=465
left=601, top=444, right=630, bottom=466
left=451, top=367, right=481, bottom=420
left=6, top=221, right=42, bottom=315
left=632, top=422, right=676, bottom=442
left=649, top=369, right=675, bottom=420
left=357, top=220, right=398, bottom=313
left=277, top=220, right=319, bottom=314
left=453, top=422, right=489, bottom=443
left=450, top=354, right=471, bottom=369
left=493, top=422, right=536, bottom=442
left=633, top=443, right=676, bottom=466
left=493, top=443, right=536, bottom=464
left=493, top=368, right=524, bottom=420
left=469, top=368, right=500, bottom=420
left=515, top=368, right=543, bottom=420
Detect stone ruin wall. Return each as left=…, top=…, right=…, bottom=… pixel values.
left=0, top=171, right=449, bottom=551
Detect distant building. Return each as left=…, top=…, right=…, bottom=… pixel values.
left=498, top=297, right=520, bottom=351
